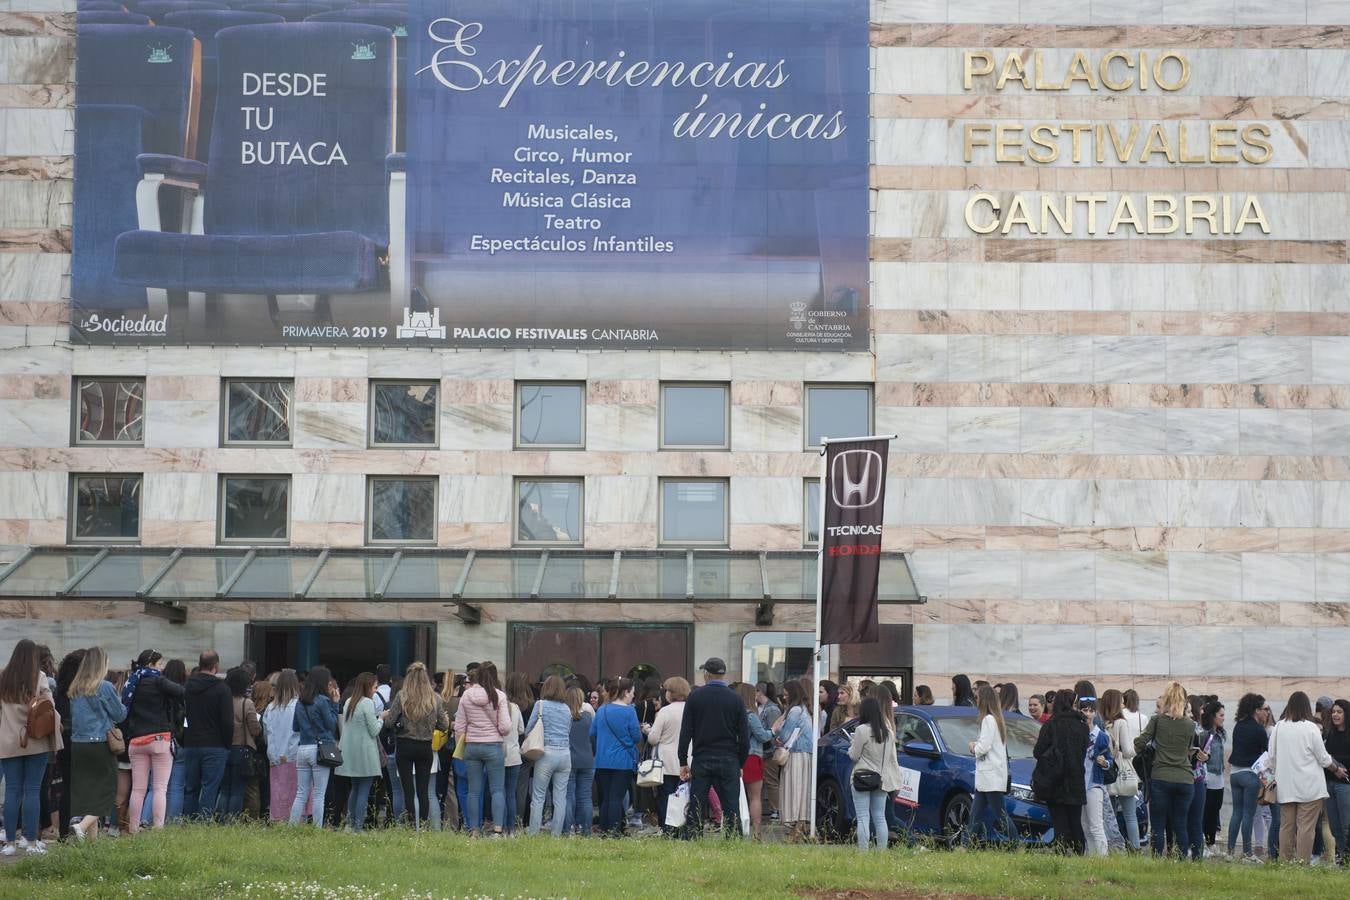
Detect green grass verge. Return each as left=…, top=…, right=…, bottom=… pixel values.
left=1, top=825, right=1344, bottom=898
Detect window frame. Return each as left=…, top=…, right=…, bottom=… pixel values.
left=220, top=378, right=294, bottom=447
left=803, top=477, right=821, bottom=548
left=368, top=379, right=441, bottom=449
left=803, top=382, right=874, bottom=450
left=68, top=472, right=143, bottom=544
left=657, top=477, right=730, bottom=548
left=218, top=474, right=291, bottom=545
left=514, top=381, right=586, bottom=450
left=365, top=475, right=439, bottom=546
left=71, top=376, right=146, bottom=447
left=658, top=381, right=731, bottom=451
left=513, top=476, right=585, bottom=547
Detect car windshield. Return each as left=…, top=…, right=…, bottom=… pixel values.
left=933, top=715, right=1041, bottom=759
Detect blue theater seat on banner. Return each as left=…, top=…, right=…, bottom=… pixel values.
left=161, top=10, right=285, bottom=158
left=133, top=0, right=228, bottom=20
left=240, top=2, right=342, bottom=21
left=77, top=1, right=129, bottom=10
left=306, top=8, right=405, bottom=149
left=78, top=11, right=151, bottom=23
left=113, top=23, right=398, bottom=302
left=74, top=24, right=199, bottom=309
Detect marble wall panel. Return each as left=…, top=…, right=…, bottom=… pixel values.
left=1023, top=336, right=1094, bottom=383
left=1021, top=264, right=1094, bottom=312
left=1093, top=337, right=1167, bottom=383
left=1238, top=267, right=1312, bottom=314
left=1241, top=552, right=1316, bottom=603
left=1165, top=338, right=1240, bottom=385
left=1096, top=551, right=1170, bottom=601
left=876, top=334, right=947, bottom=382
left=948, top=550, right=1022, bottom=599
left=874, top=262, right=947, bottom=310
left=1317, top=628, right=1350, bottom=676
left=1094, top=480, right=1169, bottom=528
left=0, top=398, right=66, bottom=447
left=0, top=252, right=63, bottom=304
left=294, top=403, right=366, bottom=449
left=1022, top=625, right=1097, bottom=674
left=1311, top=337, right=1350, bottom=384
left=1169, top=626, right=1241, bottom=677
left=948, top=407, right=1020, bottom=452
left=1021, top=550, right=1095, bottom=600
left=1166, top=409, right=1240, bottom=456
left=878, top=406, right=948, bottom=453
left=657, top=352, right=733, bottom=381
left=728, top=477, right=799, bottom=525
left=1244, top=627, right=1317, bottom=676
left=145, top=399, right=216, bottom=449
left=949, top=263, right=1020, bottom=311
left=729, top=404, right=802, bottom=452
left=1021, top=478, right=1094, bottom=527
left=0, top=108, right=70, bottom=155
left=1093, top=409, right=1167, bottom=455
left=948, top=624, right=1022, bottom=673
left=887, top=478, right=950, bottom=527
left=0, top=179, right=67, bottom=229
left=0, top=470, right=63, bottom=518
left=1315, top=552, right=1350, bottom=602
left=586, top=475, right=656, bottom=525
left=1239, top=409, right=1313, bottom=455
left=1021, top=408, right=1094, bottom=453
left=441, top=402, right=512, bottom=451
left=1170, top=551, right=1243, bottom=601
left=586, top=402, right=658, bottom=452
left=291, top=473, right=364, bottom=526
left=1167, top=480, right=1244, bottom=528
left=947, top=335, right=1020, bottom=382
left=440, top=475, right=511, bottom=526
left=947, top=478, right=1021, bottom=525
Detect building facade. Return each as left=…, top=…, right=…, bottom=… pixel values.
left=2, top=0, right=1348, bottom=699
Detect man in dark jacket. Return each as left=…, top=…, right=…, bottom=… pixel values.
left=677, top=658, right=750, bottom=838
left=180, top=650, right=233, bottom=819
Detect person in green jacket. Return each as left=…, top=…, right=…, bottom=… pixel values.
left=1135, top=682, right=1202, bottom=858
left=337, top=672, right=383, bottom=832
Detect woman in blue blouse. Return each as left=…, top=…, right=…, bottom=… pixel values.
left=589, top=677, right=641, bottom=836
left=776, top=680, right=815, bottom=842
left=68, top=647, right=126, bottom=841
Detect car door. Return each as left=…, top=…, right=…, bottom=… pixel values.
left=895, top=713, right=950, bottom=834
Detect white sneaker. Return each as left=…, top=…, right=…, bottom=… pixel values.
left=1, top=844, right=15, bottom=857
left=1242, top=854, right=1264, bottom=864
left=26, top=841, right=46, bottom=855
left=15, top=837, right=28, bottom=850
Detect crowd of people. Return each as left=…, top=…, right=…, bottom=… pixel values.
left=0, top=635, right=1346, bottom=867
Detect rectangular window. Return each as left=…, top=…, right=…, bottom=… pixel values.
left=804, top=383, right=872, bottom=449
left=659, top=478, right=728, bottom=547
left=222, top=379, right=292, bottom=445
left=219, top=476, right=290, bottom=543
left=73, top=378, right=144, bottom=445
left=660, top=383, right=729, bottom=449
left=804, top=478, right=821, bottom=547
left=70, top=474, right=141, bottom=542
left=367, top=477, right=437, bottom=544
left=370, top=381, right=439, bottom=447
left=516, top=382, right=585, bottom=448
left=515, top=478, right=583, bottom=545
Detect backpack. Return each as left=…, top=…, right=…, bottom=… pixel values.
left=22, top=693, right=56, bottom=747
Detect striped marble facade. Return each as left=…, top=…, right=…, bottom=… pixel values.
left=1, top=0, right=1348, bottom=698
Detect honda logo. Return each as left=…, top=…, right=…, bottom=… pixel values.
left=830, top=449, right=883, bottom=509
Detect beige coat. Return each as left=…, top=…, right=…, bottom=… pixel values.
left=0, top=684, right=63, bottom=758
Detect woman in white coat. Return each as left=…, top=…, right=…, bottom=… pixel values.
left=1270, top=691, right=1348, bottom=863
left=642, top=676, right=687, bottom=834
left=965, top=684, right=1011, bottom=846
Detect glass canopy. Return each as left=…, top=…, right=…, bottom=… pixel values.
left=0, top=547, right=924, bottom=605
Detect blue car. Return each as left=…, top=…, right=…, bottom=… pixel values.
left=815, top=705, right=1053, bottom=845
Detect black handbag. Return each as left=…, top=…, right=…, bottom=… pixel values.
left=317, top=740, right=343, bottom=768
left=852, top=768, right=882, bottom=791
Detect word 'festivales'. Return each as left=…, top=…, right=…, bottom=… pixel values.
left=964, top=122, right=1272, bottom=166
left=965, top=193, right=1270, bottom=236
left=416, top=19, right=845, bottom=141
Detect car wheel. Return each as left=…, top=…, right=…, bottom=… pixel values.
left=941, top=792, right=972, bottom=848
left=815, top=777, right=848, bottom=842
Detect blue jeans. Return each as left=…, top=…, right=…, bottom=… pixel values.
left=178, top=745, right=228, bottom=820
left=1326, top=779, right=1350, bottom=863
left=1186, top=779, right=1206, bottom=860
left=1268, top=800, right=1281, bottom=859
left=851, top=786, right=888, bottom=849
left=528, top=747, right=571, bottom=837
left=1, top=752, right=47, bottom=843
left=565, top=766, right=594, bottom=834
left=1228, top=769, right=1260, bottom=856
left=688, top=753, right=742, bottom=838
left=166, top=752, right=187, bottom=820
left=966, top=790, right=1012, bottom=846
left=1112, top=792, right=1140, bottom=849
left=463, top=741, right=505, bottom=833
left=219, top=746, right=254, bottom=818
left=504, top=764, right=521, bottom=833
left=347, top=776, right=374, bottom=832
left=1149, top=779, right=1191, bottom=857
left=290, top=745, right=330, bottom=825
left=595, top=768, right=631, bottom=835
left=385, top=758, right=404, bottom=822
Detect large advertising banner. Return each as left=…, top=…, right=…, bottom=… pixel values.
left=71, top=0, right=868, bottom=349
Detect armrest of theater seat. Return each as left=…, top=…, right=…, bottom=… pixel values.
left=386, top=152, right=406, bottom=175
left=387, top=153, right=407, bottom=317
left=137, top=154, right=208, bottom=183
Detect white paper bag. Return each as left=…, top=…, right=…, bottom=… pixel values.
left=666, top=783, right=689, bottom=828
left=738, top=779, right=751, bottom=836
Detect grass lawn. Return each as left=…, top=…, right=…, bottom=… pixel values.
left=1, top=826, right=1344, bottom=899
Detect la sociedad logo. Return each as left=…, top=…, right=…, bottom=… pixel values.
left=81, top=313, right=168, bottom=336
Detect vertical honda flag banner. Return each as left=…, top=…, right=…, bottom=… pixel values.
left=820, top=439, right=889, bottom=645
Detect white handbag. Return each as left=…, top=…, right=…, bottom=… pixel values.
left=521, top=716, right=545, bottom=762
left=666, top=783, right=689, bottom=827
left=637, top=750, right=664, bottom=787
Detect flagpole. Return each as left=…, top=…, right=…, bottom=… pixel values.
left=809, top=438, right=828, bottom=841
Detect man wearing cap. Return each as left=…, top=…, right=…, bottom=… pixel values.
left=677, top=657, right=749, bottom=838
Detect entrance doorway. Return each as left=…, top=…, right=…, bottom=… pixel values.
left=507, top=623, right=692, bottom=686
left=246, top=623, right=435, bottom=686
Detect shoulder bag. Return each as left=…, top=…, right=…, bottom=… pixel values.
left=852, top=768, right=881, bottom=791
left=107, top=725, right=126, bottom=754
left=521, top=714, right=545, bottom=762
left=773, top=726, right=802, bottom=767
left=1107, top=723, right=1138, bottom=797
left=637, top=745, right=664, bottom=787
left=1258, top=725, right=1279, bottom=805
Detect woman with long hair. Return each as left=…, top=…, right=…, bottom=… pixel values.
left=590, top=676, right=641, bottom=836
left=1134, top=682, right=1196, bottom=858
left=848, top=696, right=899, bottom=850
left=1324, top=698, right=1350, bottom=866
left=1, top=640, right=62, bottom=854
left=998, top=682, right=1021, bottom=716
left=217, top=667, right=261, bottom=819
left=290, top=665, right=338, bottom=826
left=124, top=649, right=183, bottom=831
left=915, top=684, right=934, bottom=706
left=262, top=669, right=301, bottom=823
left=501, top=671, right=532, bottom=833
left=1227, top=692, right=1267, bottom=861
left=383, top=662, right=449, bottom=829
left=967, top=683, right=1012, bottom=846
left=67, top=647, right=124, bottom=841
left=454, top=660, right=511, bottom=836
left=1033, top=688, right=1089, bottom=854
left=563, top=685, right=595, bottom=835
left=160, top=658, right=189, bottom=821
left=951, top=674, right=976, bottom=707
left=1099, top=689, right=1139, bottom=851
left=52, top=648, right=84, bottom=840
left=829, top=682, right=854, bottom=733
left=525, top=675, right=573, bottom=836
left=336, top=672, right=381, bottom=831
left=1199, top=700, right=1227, bottom=853
left=818, top=680, right=839, bottom=735
left=735, top=682, right=773, bottom=839
left=777, top=680, right=814, bottom=842
left=1271, top=691, right=1347, bottom=862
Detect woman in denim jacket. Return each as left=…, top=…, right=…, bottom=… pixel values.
left=289, top=665, right=338, bottom=826
left=68, top=647, right=126, bottom=841
left=776, top=681, right=815, bottom=842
